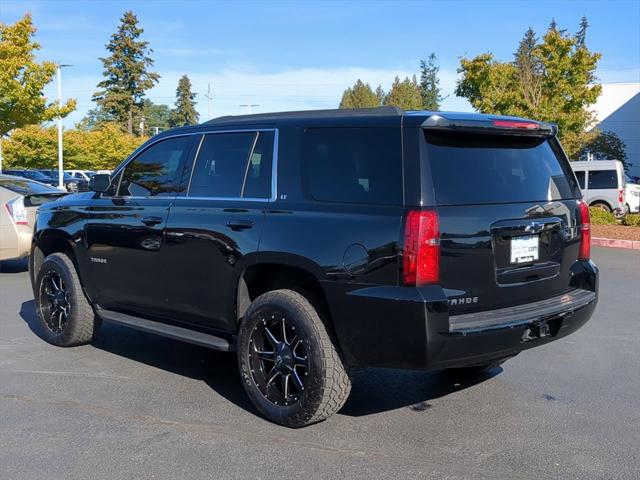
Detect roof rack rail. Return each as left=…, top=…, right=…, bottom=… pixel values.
left=204, top=106, right=404, bottom=124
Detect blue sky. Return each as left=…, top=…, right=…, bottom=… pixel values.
left=1, top=0, right=639, bottom=127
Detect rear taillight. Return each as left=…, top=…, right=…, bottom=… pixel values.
left=619, top=190, right=624, bottom=204
left=403, top=209, right=440, bottom=285
left=4, top=196, right=28, bottom=226
left=577, top=200, right=591, bottom=261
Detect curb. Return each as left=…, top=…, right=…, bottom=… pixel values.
left=592, top=237, right=640, bottom=250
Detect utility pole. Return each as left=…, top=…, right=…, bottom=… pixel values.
left=239, top=104, right=259, bottom=114
left=56, top=64, right=72, bottom=189
left=0, top=136, right=3, bottom=174
left=204, top=82, right=213, bottom=119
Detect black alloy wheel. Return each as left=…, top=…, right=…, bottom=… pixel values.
left=247, top=313, right=309, bottom=406
left=38, top=269, right=70, bottom=334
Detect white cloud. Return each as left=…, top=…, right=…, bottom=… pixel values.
left=46, top=65, right=472, bottom=128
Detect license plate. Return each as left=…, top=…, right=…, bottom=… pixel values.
left=510, top=235, right=539, bottom=264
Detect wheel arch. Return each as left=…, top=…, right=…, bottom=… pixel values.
left=30, top=229, right=81, bottom=291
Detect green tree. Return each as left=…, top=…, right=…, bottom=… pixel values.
left=578, top=130, right=628, bottom=169
left=170, top=75, right=199, bottom=126
left=375, top=84, right=386, bottom=105
left=141, top=99, right=172, bottom=134
left=93, top=11, right=159, bottom=135
left=75, top=106, right=115, bottom=131
left=3, top=124, right=145, bottom=170
left=419, top=53, right=443, bottom=110
left=0, top=14, right=75, bottom=136
left=339, top=79, right=381, bottom=109
left=456, top=19, right=601, bottom=158
left=384, top=75, right=423, bottom=110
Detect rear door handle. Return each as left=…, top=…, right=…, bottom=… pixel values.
left=226, top=220, right=253, bottom=231
left=141, top=216, right=163, bottom=226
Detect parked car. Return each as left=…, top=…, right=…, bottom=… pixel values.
left=65, top=170, right=93, bottom=182
left=3, top=169, right=59, bottom=188
left=624, top=173, right=640, bottom=214
left=570, top=160, right=626, bottom=215
left=38, top=170, right=89, bottom=192
left=1, top=175, right=64, bottom=261
left=29, top=107, right=598, bottom=427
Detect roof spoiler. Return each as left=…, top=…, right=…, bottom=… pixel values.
left=421, top=114, right=557, bottom=137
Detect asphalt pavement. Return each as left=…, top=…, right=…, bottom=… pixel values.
left=1, top=247, right=639, bottom=480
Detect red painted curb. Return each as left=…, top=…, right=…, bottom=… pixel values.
left=592, top=237, right=640, bottom=250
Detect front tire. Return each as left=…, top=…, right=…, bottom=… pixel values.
left=35, top=253, right=98, bottom=347
left=238, top=289, right=351, bottom=427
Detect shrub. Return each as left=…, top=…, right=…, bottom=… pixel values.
left=589, top=207, right=618, bottom=225
left=621, top=214, right=640, bottom=227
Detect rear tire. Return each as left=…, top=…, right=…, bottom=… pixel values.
left=34, top=253, right=98, bottom=347
left=238, top=289, right=351, bottom=427
left=590, top=201, right=611, bottom=213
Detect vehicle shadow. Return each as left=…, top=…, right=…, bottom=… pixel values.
left=0, top=258, right=28, bottom=273
left=19, top=299, right=501, bottom=419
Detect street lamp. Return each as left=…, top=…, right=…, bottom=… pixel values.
left=239, top=104, right=260, bottom=114
left=56, top=64, right=72, bottom=189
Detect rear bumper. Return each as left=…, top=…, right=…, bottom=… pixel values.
left=325, top=260, right=598, bottom=370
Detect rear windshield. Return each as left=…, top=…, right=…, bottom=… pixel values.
left=0, top=177, right=59, bottom=195
left=424, top=133, right=578, bottom=205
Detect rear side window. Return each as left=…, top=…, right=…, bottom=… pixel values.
left=574, top=170, right=586, bottom=189
left=302, top=127, right=402, bottom=205
left=588, top=170, right=618, bottom=189
left=425, top=133, right=577, bottom=205
left=188, top=131, right=274, bottom=199
left=118, top=136, right=192, bottom=197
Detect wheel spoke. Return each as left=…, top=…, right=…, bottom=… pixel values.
left=257, top=350, right=275, bottom=361
left=281, top=318, right=287, bottom=344
left=266, top=366, right=280, bottom=386
left=264, top=327, right=279, bottom=348
left=289, top=335, right=298, bottom=349
left=292, top=369, right=304, bottom=391
left=50, top=276, right=61, bottom=292
left=294, top=354, right=307, bottom=367
left=282, top=373, right=290, bottom=400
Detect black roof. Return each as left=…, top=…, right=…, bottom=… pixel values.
left=156, top=107, right=553, bottom=138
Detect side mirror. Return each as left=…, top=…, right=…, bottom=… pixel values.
left=89, top=173, right=111, bottom=193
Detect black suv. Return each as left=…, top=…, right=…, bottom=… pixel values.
left=30, top=107, right=598, bottom=427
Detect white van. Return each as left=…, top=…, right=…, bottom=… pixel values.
left=570, top=160, right=626, bottom=215
left=625, top=173, right=640, bottom=214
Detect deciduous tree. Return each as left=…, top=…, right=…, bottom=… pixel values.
left=578, top=130, right=628, bottom=169
left=456, top=19, right=601, bottom=158
left=0, top=14, right=75, bottom=136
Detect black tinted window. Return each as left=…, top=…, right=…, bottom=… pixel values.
left=302, top=128, right=402, bottom=205
left=242, top=131, right=274, bottom=199
left=425, top=133, right=576, bottom=205
left=189, top=132, right=256, bottom=198
left=574, top=170, right=586, bottom=189
left=588, top=170, right=618, bottom=189
left=118, top=136, right=191, bottom=196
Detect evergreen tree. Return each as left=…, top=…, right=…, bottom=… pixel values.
left=384, top=76, right=423, bottom=110
left=514, top=27, right=543, bottom=111
left=419, top=53, right=443, bottom=110
left=142, top=100, right=172, bottom=133
left=576, top=16, right=589, bottom=47
left=339, top=79, right=380, bottom=108
left=375, top=85, right=386, bottom=105
left=170, top=75, right=199, bottom=126
left=93, top=11, right=159, bottom=135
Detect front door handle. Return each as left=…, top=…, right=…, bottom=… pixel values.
left=227, top=219, right=253, bottom=231
left=141, top=216, right=163, bottom=226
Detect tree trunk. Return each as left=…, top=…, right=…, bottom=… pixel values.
left=127, top=108, right=133, bottom=135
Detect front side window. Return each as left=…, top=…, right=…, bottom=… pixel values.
left=588, top=170, right=618, bottom=189
left=188, top=131, right=274, bottom=199
left=117, top=136, right=192, bottom=197
left=301, top=127, right=402, bottom=205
